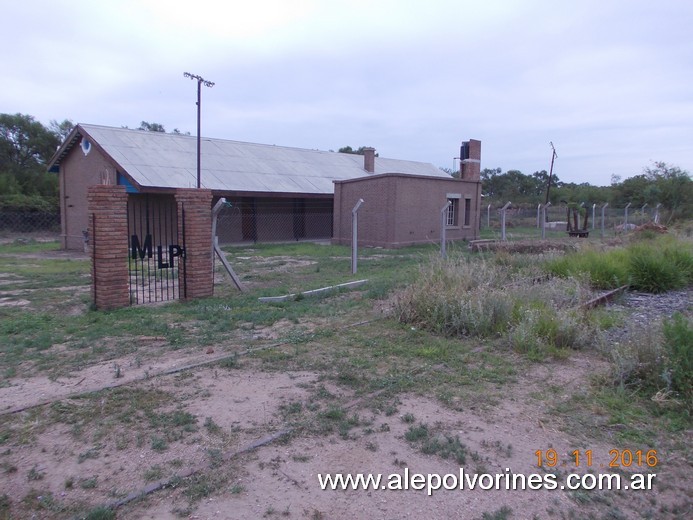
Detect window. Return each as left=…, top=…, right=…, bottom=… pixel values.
left=446, top=198, right=459, bottom=227
left=464, top=198, right=471, bottom=226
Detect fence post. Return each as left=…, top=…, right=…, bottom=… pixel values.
left=536, top=204, right=541, bottom=228
left=351, top=199, right=364, bottom=274
left=654, top=203, right=661, bottom=224
left=487, top=204, right=491, bottom=228
left=592, top=204, right=596, bottom=230
left=541, top=202, right=551, bottom=239
left=440, top=201, right=451, bottom=258
left=601, top=202, right=608, bottom=238
left=641, top=203, right=647, bottom=224
left=500, top=201, right=511, bottom=241
left=624, top=202, right=631, bottom=232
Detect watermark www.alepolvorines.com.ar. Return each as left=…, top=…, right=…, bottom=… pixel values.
left=318, top=468, right=656, bottom=496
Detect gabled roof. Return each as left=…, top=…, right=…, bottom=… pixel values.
left=48, top=124, right=450, bottom=195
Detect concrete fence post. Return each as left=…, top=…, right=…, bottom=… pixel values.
left=541, top=202, right=551, bottom=240
left=351, top=199, right=364, bottom=274
left=440, top=201, right=452, bottom=258
left=601, top=202, right=609, bottom=238
left=500, top=202, right=511, bottom=241
left=592, top=204, right=596, bottom=230
left=624, top=202, right=632, bottom=232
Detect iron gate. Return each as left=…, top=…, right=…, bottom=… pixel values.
left=127, top=194, right=186, bottom=304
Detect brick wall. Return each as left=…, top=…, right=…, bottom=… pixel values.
left=333, top=173, right=481, bottom=248
left=175, top=189, right=213, bottom=299
left=61, top=138, right=120, bottom=250
left=87, top=185, right=130, bottom=310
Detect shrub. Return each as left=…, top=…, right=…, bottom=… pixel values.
left=607, top=313, right=692, bottom=402
left=395, top=254, right=595, bottom=359
left=546, top=236, right=692, bottom=293
left=628, top=244, right=685, bottom=293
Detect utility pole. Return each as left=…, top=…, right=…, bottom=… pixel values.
left=183, top=72, right=215, bottom=189
left=545, top=141, right=557, bottom=205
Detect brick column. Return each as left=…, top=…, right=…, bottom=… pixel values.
left=175, top=189, right=213, bottom=299
left=87, top=185, right=130, bottom=310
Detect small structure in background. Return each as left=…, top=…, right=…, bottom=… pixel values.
left=566, top=203, right=589, bottom=238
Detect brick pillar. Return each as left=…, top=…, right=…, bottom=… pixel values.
left=87, top=185, right=130, bottom=310
left=175, top=189, right=213, bottom=299
left=461, top=139, right=481, bottom=181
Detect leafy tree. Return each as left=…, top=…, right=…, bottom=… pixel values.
left=138, top=121, right=166, bottom=132
left=338, top=146, right=378, bottom=157
left=0, top=113, right=60, bottom=206
left=49, top=119, right=74, bottom=142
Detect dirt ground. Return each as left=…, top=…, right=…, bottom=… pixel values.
left=0, top=244, right=690, bottom=520
left=2, top=345, right=689, bottom=519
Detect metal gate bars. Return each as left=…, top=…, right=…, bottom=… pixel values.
left=127, top=194, right=186, bottom=304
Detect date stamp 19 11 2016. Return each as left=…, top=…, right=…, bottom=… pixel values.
left=535, top=449, right=658, bottom=469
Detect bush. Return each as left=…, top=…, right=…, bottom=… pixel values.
left=608, top=313, right=692, bottom=401
left=545, top=236, right=693, bottom=293
left=628, top=244, right=686, bottom=293
left=395, top=254, right=594, bottom=359
left=545, top=248, right=629, bottom=290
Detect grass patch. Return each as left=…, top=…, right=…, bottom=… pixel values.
left=404, top=423, right=467, bottom=464
left=546, top=235, right=693, bottom=292
left=394, top=254, right=594, bottom=359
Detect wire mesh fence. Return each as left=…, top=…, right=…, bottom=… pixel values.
left=0, top=211, right=61, bottom=234
left=215, top=198, right=333, bottom=245
left=482, top=203, right=669, bottom=240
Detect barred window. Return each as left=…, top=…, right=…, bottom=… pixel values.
left=446, top=198, right=459, bottom=227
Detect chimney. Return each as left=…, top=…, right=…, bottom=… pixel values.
left=460, top=139, right=481, bottom=181
left=363, top=147, right=375, bottom=173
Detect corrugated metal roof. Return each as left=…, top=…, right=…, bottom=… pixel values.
left=52, top=124, right=450, bottom=194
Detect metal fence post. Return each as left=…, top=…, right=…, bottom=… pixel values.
left=536, top=204, right=541, bottom=228
left=351, top=199, right=364, bottom=274
left=601, top=202, right=608, bottom=238
left=440, top=201, right=452, bottom=258
left=624, top=202, right=631, bottom=232
left=654, top=203, right=661, bottom=224
left=500, top=202, right=511, bottom=241
left=487, top=204, right=491, bottom=228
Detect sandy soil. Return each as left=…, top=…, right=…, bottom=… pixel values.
left=3, top=349, right=686, bottom=520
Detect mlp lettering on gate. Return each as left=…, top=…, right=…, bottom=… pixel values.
left=130, top=233, right=185, bottom=269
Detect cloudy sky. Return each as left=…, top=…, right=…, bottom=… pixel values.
left=2, top=0, right=691, bottom=185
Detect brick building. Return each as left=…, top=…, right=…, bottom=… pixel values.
left=48, top=124, right=481, bottom=250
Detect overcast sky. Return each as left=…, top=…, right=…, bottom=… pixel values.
left=2, top=0, right=691, bottom=185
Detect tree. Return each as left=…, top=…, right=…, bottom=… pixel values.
left=0, top=113, right=60, bottom=204
left=337, top=146, right=378, bottom=157
left=0, top=113, right=60, bottom=174
left=138, top=121, right=166, bottom=132
left=49, top=119, right=74, bottom=142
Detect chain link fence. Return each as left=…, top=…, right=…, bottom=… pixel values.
left=215, top=198, right=333, bottom=245
left=482, top=203, right=669, bottom=239
left=0, top=211, right=60, bottom=235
